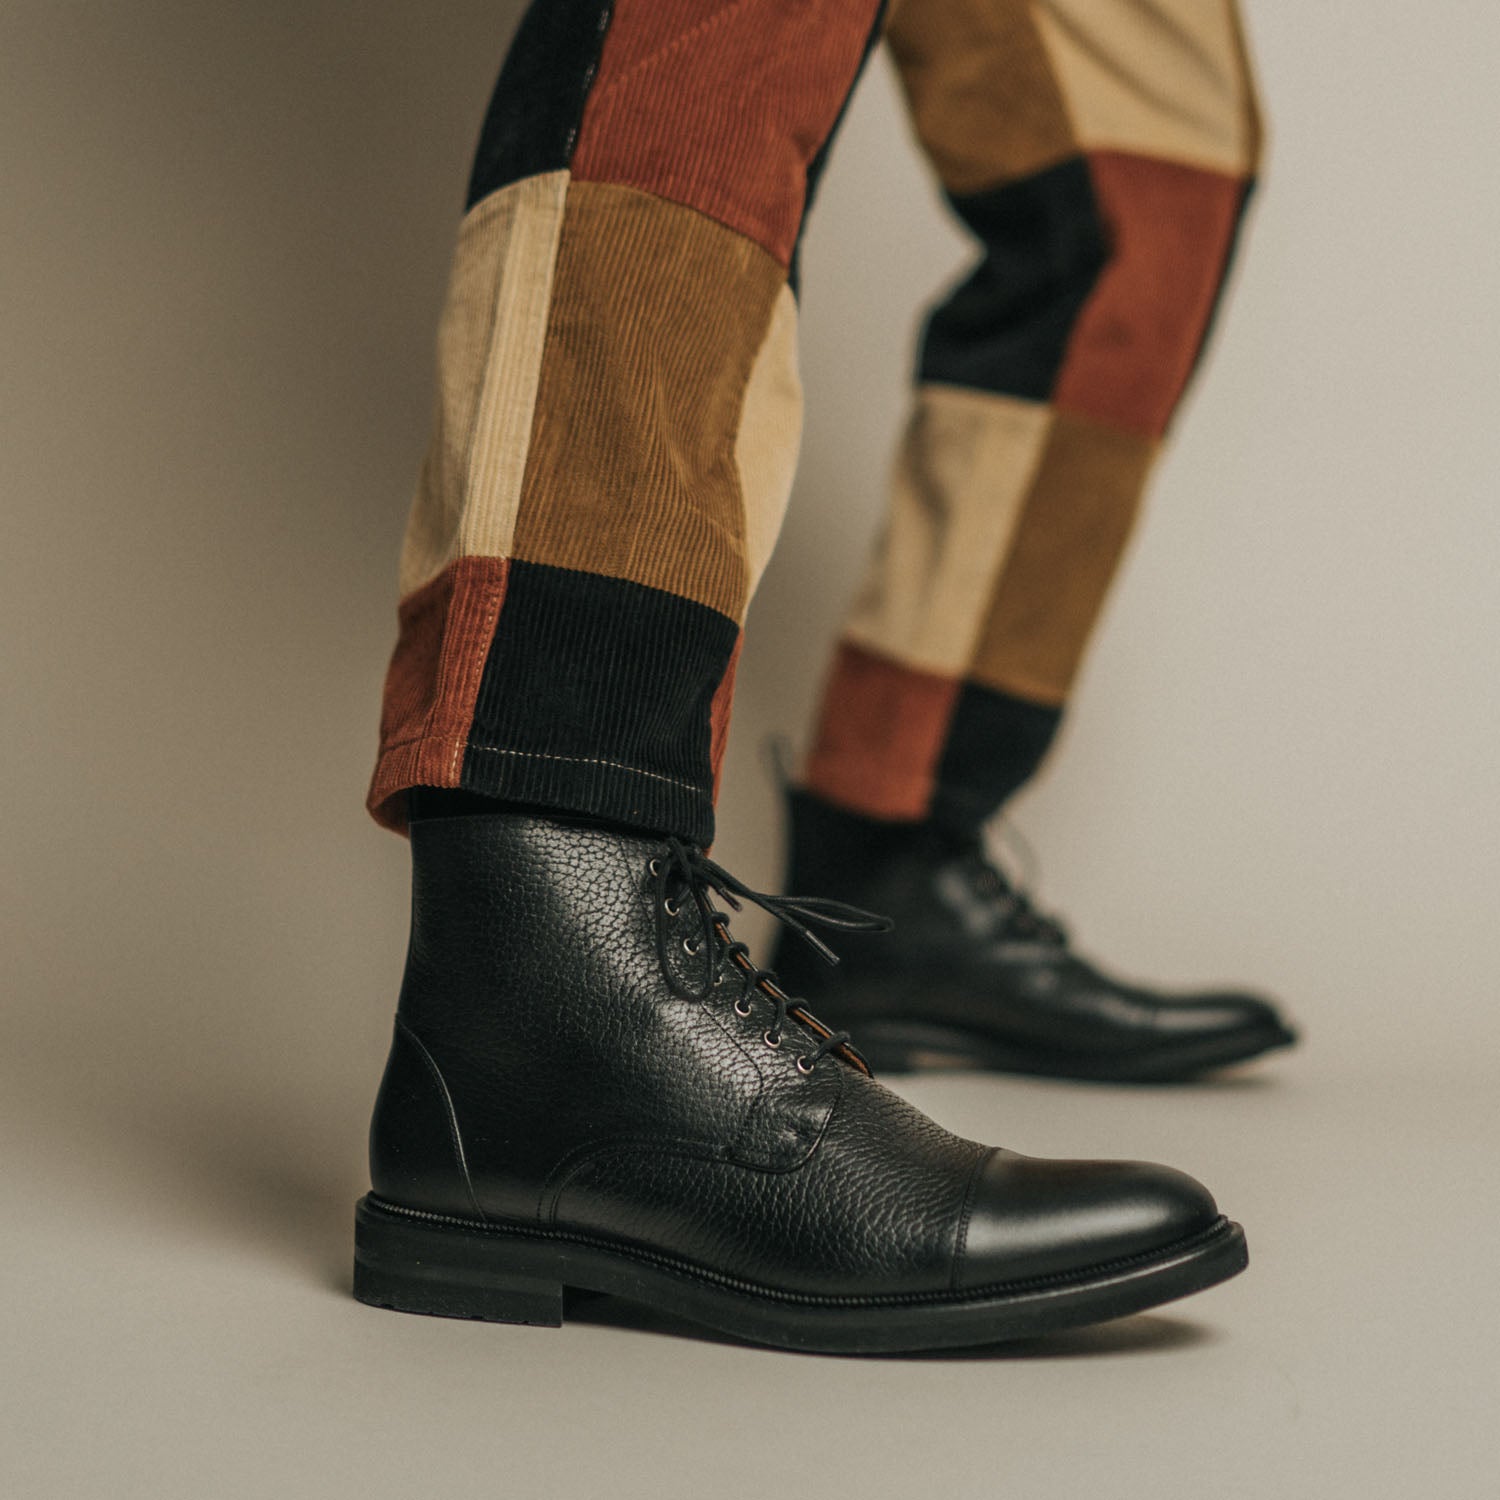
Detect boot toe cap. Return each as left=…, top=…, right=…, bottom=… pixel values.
left=955, top=1149, right=1221, bottom=1291
left=1157, top=989, right=1296, bottom=1044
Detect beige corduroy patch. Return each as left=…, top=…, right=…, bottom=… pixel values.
left=398, top=171, right=569, bottom=598
left=1034, top=0, right=1262, bottom=176
left=844, top=385, right=1053, bottom=677
left=735, top=282, right=804, bottom=600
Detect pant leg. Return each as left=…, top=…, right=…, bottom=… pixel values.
left=804, top=0, right=1263, bottom=832
left=368, top=0, right=886, bottom=844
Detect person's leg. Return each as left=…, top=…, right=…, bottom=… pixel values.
left=807, top=0, right=1263, bottom=825
left=777, top=0, right=1296, bottom=1078
left=354, top=1, right=1251, bottom=1349
left=368, top=0, right=884, bottom=847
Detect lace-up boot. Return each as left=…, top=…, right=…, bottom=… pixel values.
left=354, top=808, right=1249, bottom=1352
left=771, top=791, right=1298, bottom=1083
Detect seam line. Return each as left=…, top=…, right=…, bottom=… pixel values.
left=465, top=744, right=708, bottom=797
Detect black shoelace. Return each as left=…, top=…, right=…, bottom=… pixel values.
left=649, top=838, right=892, bottom=1072
left=960, top=845, right=1069, bottom=946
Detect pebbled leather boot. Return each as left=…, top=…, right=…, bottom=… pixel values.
left=354, top=809, right=1248, bottom=1353
left=770, top=790, right=1298, bottom=1084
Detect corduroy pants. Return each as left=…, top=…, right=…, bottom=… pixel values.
left=368, top=0, right=1263, bottom=847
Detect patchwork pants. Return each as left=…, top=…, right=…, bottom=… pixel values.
left=368, top=0, right=1263, bottom=846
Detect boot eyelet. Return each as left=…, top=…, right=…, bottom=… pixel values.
left=648, top=857, right=664, bottom=877
left=682, top=937, right=701, bottom=956
left=763, top=1030, right=782, bottom=1050
left=733, top=997, right=753, bottom=1018
left=663, top=897, right=680, bottom=917
left=795, top=1056, right=816, bottom=1075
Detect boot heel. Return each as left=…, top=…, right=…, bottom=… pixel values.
left=353, top=1197, right=564, bottom=1327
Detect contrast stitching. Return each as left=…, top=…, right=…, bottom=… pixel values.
left=466, top=744, right=707, bottom=796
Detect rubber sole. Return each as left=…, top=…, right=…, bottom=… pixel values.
left=353, top=1196, right=1248, bottom=1354
left=851, top=1017, right=1298, bottom=1083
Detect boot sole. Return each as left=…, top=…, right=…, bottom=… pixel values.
left=353, top=1195, right=1247, bottom=1354
left=852, top=1017, right=1298, bottom=1083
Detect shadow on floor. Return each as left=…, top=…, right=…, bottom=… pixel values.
left=4, top=1025, right=1246, bottom=1362
left=3, top=1034, right=363, bottom=1290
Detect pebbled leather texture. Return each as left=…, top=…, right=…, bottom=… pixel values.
left=770, top=790, right=1297, bottom=1077
left=367, top=809, right=1224, bottom=1298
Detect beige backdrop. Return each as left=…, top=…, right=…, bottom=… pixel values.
left=3, top=3, right=1496, bottom=1497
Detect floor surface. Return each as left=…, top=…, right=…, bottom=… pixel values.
left=5, top=1036, right=1493, bottom=1499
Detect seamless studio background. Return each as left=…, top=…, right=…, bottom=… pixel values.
left=2, top=3, right=1496, bottom=1498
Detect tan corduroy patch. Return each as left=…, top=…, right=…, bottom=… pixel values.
left=510, top=182, right=786, bottom=622
left=1034, top=0, right=1261, bottom=176
left=735, top=283, right=804, bottom=600
left=398, top=172, right=568, bottom=597
left=844, top=385, right=1052, bottom=676
left=968, top=411, right=1156, bottom=705
left=885, top=0, right=1077, bottom=195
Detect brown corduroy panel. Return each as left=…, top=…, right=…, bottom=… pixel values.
left=735, top=283, right=803, bottom=601
left=366, top=555, right=511, bottom=832
left=804, top=641, right=962, bottom=821
left=968, top=411, right=1156, bottom=706
left=885, top=0, right=1077, bottom=196
left=1052, top=151, right=1244, bottom=437
left=570, top=0, right=883, bottom=266
left=509, top=182, right=786, bottom=623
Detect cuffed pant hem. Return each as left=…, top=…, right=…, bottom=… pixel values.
left=369, top=735, right=715, bottom=846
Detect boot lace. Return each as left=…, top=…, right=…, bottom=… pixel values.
left=649, top=838, right=892, bottom=1073
left=957, top=823, right=1068, bottom=946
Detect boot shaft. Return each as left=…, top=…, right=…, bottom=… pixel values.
left=371, top=811, right=844, bottom=1221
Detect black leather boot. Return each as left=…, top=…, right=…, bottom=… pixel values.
left=770, top=791, right=1298, bottom=1084
left=354, top=809, right=1247, bottom=1352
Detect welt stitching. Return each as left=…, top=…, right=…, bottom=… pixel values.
left=365, top=1197, right=1235, bottom=1307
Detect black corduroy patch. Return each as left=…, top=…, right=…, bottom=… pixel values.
left=929, top=681, right=1062, bottom=833
left=461, top=561, right=739, bottom=844
left=465, top=0, right=615, bottom=209
left=919, top=156, right=1109, bottom=401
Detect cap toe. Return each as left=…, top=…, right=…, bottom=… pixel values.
left=956, top=1149, right=1221, bottom=1291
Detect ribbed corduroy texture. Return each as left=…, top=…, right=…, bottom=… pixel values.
left=460, top=563, right=739, bottom=844
left=805, top=0, right=1263, bottom=831
left=368, top=0, right=884, bottom=838
left=571, top=0, right=885, bottom=267
left=370, top=0, right=1264, bottom=843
